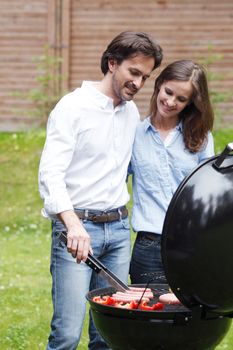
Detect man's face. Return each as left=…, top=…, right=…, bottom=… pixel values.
left=109, top=54, right=155, bottom=105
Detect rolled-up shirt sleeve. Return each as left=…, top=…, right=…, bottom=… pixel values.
left=38, top=98, right=78, bottom=218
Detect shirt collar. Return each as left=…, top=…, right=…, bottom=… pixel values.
left=81, top=81, right=126, bottom=111
left=176, top=121, right=183, bottom=132
left=143, top=116, right=154, bottom=132
left=143, top=116, right=183, bottom=133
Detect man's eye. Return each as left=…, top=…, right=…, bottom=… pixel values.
left=130, top=71, right=140, bottom=76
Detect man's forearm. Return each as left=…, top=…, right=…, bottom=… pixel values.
left=58, top=210, right=83, bottom=231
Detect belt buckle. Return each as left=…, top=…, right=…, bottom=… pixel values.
left=91, top=213, right=109, bottom=223
left=91, top=214, right=99, bottom=223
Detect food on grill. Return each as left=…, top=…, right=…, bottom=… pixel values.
left=92, top=296, right=115, bottom=305
left=114, top=300, right=139, bottom=309
left=139, top=300, right=164, bottom=311
left=128, top=287, right=152, bottom=292
left=111, top=293, right=150, bottom=302
left=128, top=288, right=153, bottom=297
left=158, top=292, right=181, bottom=305
left=92, top=285, right=164, bottom=311
left=92, top=294, right=164, bottom=311
left=112, top=288, right=153, bottom=301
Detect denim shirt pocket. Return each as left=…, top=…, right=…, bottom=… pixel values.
left=134, top=159, right=160, bottom=194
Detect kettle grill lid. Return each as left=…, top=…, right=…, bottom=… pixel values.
left=161, top=143, right=233, bottom=315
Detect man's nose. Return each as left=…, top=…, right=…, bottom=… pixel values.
left=133, top=76, right=143, bottom=89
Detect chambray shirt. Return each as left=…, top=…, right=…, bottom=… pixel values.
left=39, top=81, right=140, bottom=217
left=130, top=117, right=214, bottom=234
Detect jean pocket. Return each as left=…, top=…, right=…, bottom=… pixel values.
left=137, top=236, right=160, bottom=249
left=51, top=220, right=66, bottom=247
left=120, top=217, right=130, bottom=230
left=52, top=219, right=66, bottom=234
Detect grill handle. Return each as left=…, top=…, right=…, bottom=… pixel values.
left=213, top=142, right=233, bottom=170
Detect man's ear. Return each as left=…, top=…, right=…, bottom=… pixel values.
left=108, top=58, right=116, bottom=72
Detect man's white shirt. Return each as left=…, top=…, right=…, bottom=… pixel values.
left=38, top=81, right=140, bottom=217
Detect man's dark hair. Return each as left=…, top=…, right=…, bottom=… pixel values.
left=101, top=31, right=163, bottom=75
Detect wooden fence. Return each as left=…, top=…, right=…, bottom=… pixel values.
left=0, top=0, right=233, bottom=130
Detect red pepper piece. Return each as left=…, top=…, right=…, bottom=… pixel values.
left=129, top=300, right=139, bottom=309
left=113, top=301, right=124, bottom=308
left=92, top=296, right=101, bottom=302
left=115, top=302, right=131, bottom=309
left=92, top=295, right=115, bottom=305
left=152, top=302, right=164, bottom=310
left=114, top=300, right=139, bottom=309
left=139, top=300, right=155, bottom=311
left=139, top=300, right=164, bottom=311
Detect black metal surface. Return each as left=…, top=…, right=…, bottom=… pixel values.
left=161, top=150, right=233, bottom=315
left=87, top=284, right=232, bottom=350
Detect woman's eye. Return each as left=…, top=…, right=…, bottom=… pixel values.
left=178, top=97, right=187, bottom=103
left=165, top=89, right=172, bottom=95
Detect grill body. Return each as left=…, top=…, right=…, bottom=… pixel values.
left=87, top=285, right=231, bottom=350
left=86, top=144, right=233, bottom=350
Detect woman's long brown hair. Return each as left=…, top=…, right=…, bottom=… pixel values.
left=149, top=60, right=214, bottom=153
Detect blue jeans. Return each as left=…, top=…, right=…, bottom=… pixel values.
left=130, top=232, right=167, bottom=285
left=46, top=216, right=131, bottom=350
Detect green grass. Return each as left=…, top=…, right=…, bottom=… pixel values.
left=0, top=129, right=233, bottom=349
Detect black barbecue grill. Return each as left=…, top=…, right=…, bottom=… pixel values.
left=86, top=143, right=233, bottom=350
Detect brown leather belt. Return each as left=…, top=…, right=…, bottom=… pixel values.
left=137, top=231, right=161, bottom=241
left=75, top=206, right=128, bottom=223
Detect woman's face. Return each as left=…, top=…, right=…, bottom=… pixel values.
left=156, top=80, right=193, bottom=120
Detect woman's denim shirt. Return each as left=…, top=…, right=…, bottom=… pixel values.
left=129, top=117, right=214, bottom=234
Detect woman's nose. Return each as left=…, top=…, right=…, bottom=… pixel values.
left=167, top=97, right=176, bottom=107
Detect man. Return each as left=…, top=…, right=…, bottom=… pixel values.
left=39, top=31, right=163, bottom=350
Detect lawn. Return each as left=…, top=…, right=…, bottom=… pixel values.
left=0, top=129, right=232, bottom=349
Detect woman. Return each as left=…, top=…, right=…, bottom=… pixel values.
left=129, top=60, right=215, bottom=284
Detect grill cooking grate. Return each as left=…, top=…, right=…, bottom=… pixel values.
left=149, top=285, right=189, bottom=312
left=130, top=277, right=189, bottom=312
left=90, top=283, right=190, bottom=313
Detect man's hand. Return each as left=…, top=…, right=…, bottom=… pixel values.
left=67, top=225, right=91, bottom=263
left=58, top=210, right=91, bottom=263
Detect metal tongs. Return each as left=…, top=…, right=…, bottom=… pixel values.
left=59, top=231, right=129, bottom=292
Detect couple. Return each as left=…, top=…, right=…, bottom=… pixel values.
left=39, top=31, right=214, bottom=350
